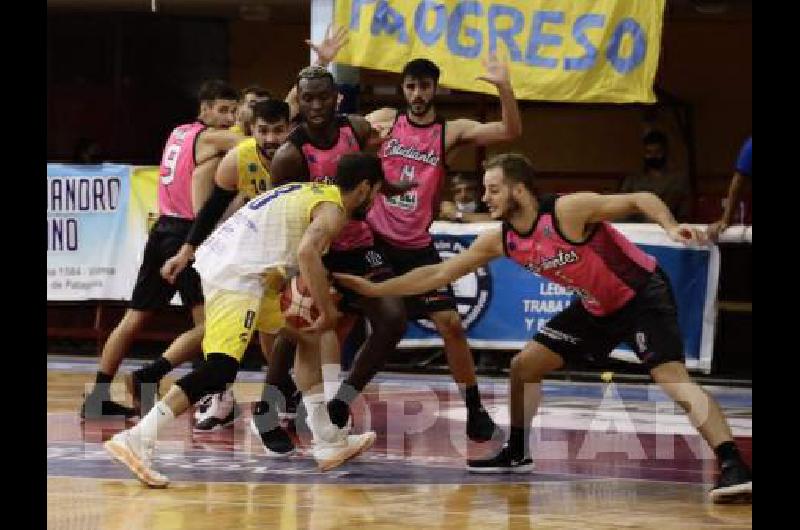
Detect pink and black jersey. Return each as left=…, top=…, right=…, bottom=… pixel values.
left=368, top=112, right=447, bottom=249
left=287, top=115, right=372, bottom=251
left=157, top=121, right=207, bottom=220
left=503, top=196, right=657, bottom=316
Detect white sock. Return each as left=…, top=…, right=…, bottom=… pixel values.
left=302, top=392, right=338, bottom=444
left=129, top=401, right=174, bottom=444
left=322, top=363, right=341, bottom=402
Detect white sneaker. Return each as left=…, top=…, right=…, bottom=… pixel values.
left=104, top=430, right=169, bottom=488
left=313, top=430, right=376, bottom=472
left=194, top=390, right=239, bottom=431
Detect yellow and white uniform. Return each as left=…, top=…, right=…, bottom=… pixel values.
left=193, top=183, right=343, bottom=361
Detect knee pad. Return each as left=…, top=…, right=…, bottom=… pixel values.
left=176, top=353, right=240, bottom=405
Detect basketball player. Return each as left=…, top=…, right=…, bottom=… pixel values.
left=334, top=153, right=752, bottom=504
left=128, top=101, right=299, bottom=444
left=80, top=80, right=243, bottom=420
left=105, top=153, right=386, bottom=487
left=326, top=56, right=521, bottom=440
left=231, top=85, right=271, bottom=136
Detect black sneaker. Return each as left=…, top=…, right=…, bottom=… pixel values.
left=467, top=444, right=534, bottom=474
left=466, top=405, right=499, bottom=442
left=80, top=393, right=137, bottom=421
left=327, top=398, right=351, bottom=429
left=250, top=401, right=294, bottom=456
left=123, top=371, right=160, bottom=416
left=710, top=460, right=752, bottom=503
left=279, top=390, right=302, bottom=420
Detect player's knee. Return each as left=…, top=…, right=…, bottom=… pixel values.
left=175, top=353, right=239, bottom=405
left=650, top=360, right=691, bottom=385
left=433, top=311, right=464, bottom=340
left=511, top=347, right=558, bottom=381
left=369, top=299, right=408, bottom=339
left=118, top=310, right=149, bottom=335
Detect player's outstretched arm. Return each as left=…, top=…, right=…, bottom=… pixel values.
left=334, top=228, right=504, bottom=297
left=559, top=192, right=708, bottom=245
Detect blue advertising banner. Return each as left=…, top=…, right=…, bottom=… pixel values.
left=46, top=164, right=144, bottom=301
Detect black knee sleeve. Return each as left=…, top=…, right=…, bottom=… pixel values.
left=175, top=353, right=239, bottom=405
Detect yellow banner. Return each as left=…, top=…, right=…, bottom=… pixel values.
left=335, top=0, right=664, bottom=103
left=128, top=166, right=160, bottom=236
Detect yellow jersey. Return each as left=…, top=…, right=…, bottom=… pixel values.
left=235, top=138, right=271, bottom=199
left=194, top=183, right=344, bottom=295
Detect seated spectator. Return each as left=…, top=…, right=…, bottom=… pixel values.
left=439, top=172, right=492, bottom=222
left=706, top=136, right=751, bottom=241
left=619, top=130, right=690, bottom=222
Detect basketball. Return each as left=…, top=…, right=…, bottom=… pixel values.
left=280, top=275, right=340, bottom=329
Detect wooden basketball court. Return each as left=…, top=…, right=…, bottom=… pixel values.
left=47, top=356, right=752, bottom=529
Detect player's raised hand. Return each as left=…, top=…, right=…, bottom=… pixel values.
left=477, top=53, right=511, bottom=88
left=307, top=24, right=349, bottom=67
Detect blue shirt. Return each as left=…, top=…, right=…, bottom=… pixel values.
left=735, top=137, right=752, bottom=177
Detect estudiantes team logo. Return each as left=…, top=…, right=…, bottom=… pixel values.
left=414, top=236, right=492, bottom=331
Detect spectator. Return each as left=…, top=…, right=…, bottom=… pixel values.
left=706, top=136, right=751, bottom=241
left=619, top=130, right=690, bottom=222
left=439, top=173, right=492, bottom=222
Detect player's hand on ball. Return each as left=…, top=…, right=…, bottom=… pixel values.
left=305, top=306, right=343, bottom=333
left=332, top=273, right=378, bottom=296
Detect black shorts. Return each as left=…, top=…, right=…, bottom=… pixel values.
left=323, top=246, right=394, bottom=313
left=533, top=267, right=685, bottom=370
left=129, top=215, right=204, bottom=310
left=374, top=237, right=457, bottom=318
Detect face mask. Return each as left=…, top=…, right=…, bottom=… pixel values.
left=644, top=156, right=667, bottom=170
left=456, top=200, right=478, bottom=213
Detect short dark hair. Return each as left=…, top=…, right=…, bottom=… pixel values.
left=401, top=58, right=440, bottom=83
left=643, top=130, right=668, bottom=148
left=451, top=172, right=479, bottom=187
left=335, top=153, right=384, bottom=191
left=251, top=100, right=290, bottom=124
left=197, top=80, right=239, bottom=103
left=483, top=153, right=536, bottom=195
left=296, top=66, right=336, bottom=90
left=241, top=85, right=271, bottom=99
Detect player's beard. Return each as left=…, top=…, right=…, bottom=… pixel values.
left=408, top=98, right=434, bottom=118
left=499, top=196, right=521, bottom=222
left=259, top=143, right=281, bottom=161
left=351, top=197, right=372, bottom=220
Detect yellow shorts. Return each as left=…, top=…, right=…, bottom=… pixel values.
left=202, top=282, right=285, bottom=362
